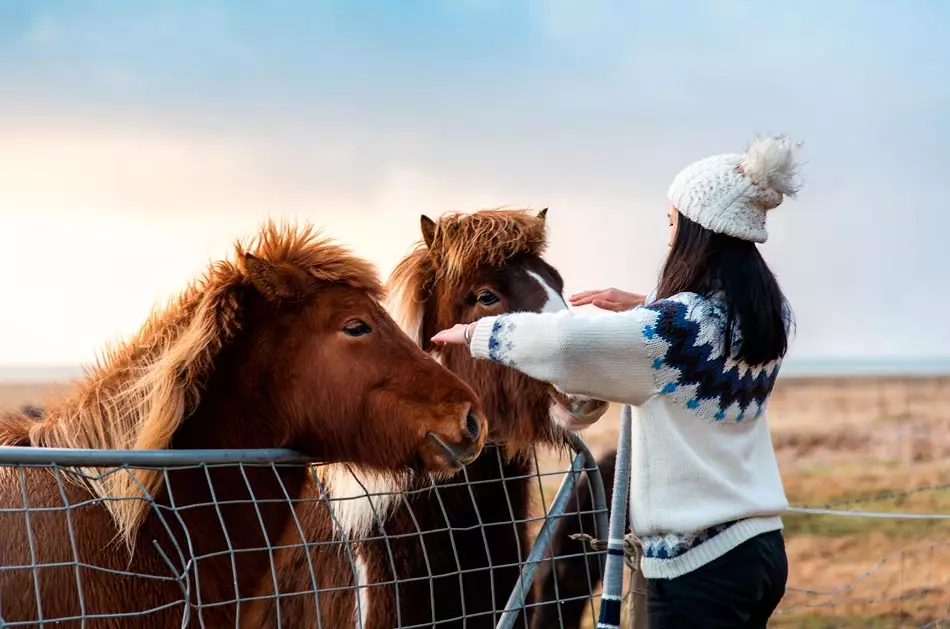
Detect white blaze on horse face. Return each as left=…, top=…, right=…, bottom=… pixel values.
left=525, top=270, right=568, bottom=314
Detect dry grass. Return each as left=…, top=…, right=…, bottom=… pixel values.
left=4, top=375, right=950, bottom=626
left=0, top=381, right=71, bottom=409
left=532, top=376, right=950, bottom=627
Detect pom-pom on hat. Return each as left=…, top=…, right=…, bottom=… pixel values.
left=667, top=135, right=803, bottom=243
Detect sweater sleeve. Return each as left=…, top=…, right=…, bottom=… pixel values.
left=468, top=307, right=657, bottom=406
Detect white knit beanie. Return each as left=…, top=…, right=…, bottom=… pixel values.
left=666, top=135, right=803, bottom=243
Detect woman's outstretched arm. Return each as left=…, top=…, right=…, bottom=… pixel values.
left=434, top=307, right=658, bottom=406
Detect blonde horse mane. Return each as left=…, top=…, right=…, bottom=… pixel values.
left=387, top=208, right=548, bottom=343
left=0, top=220, right=383, bottom=548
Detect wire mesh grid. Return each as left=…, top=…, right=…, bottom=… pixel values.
left=0, top=433, right=608, bottom=628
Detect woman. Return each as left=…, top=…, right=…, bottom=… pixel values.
left=432, top=135, right=802, bottom=628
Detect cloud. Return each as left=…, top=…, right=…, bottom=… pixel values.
left=0, top=1, right=948, bottom=363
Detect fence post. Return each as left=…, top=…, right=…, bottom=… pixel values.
left=596, top=405, right=633, bottom=629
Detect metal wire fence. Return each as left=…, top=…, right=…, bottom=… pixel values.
left=772, top=488, right=950, bottom=628
left=0, top=433, right=608, bottom=628
left=769, top=375, right=950, bottom=629
left=10, top=376, right=943, bottom=627
left=535, top=376, right=950, bottom=629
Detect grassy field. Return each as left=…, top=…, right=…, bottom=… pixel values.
left=3, top=375, right=950, bottom=627
left=0, top=381, right=71, bottom=408
left=530, top=376, right=950, bottom=628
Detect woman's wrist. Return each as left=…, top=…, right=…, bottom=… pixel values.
left=463, top=321, right=477, bottom=346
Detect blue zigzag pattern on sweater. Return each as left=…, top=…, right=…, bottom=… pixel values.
left=641, top=520, right=739, bottom=560
left=642, top=297, right=779, bottom=420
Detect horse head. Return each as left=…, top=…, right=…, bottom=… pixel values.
left=174, top=221, right=488, bottom=473
left=389, top=208, right=609, bottom=454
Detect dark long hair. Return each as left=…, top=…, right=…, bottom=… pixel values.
left=655, top=213, right=792, bottom=366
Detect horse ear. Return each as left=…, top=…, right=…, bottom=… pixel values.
left=420, top=215, right=436, bottom=248
left=537, top=208, right=548, bottom=222
left=244, top=253, right=313, bottom=301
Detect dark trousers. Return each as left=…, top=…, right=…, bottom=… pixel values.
left=645, top=530, right=788, bottom=629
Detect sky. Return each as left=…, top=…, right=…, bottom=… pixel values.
left=0, top=0, right=948, bottom=369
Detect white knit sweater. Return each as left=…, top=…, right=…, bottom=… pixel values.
left=468, top=291, right=789, bottom=579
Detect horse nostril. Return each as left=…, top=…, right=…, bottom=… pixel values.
left=466, top=412, right=480, bottom=440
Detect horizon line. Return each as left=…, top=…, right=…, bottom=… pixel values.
left=1, top=356, right=950, bottom=383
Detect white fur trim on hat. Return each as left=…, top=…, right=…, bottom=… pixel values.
left=667, top=136, right=803, bottom=243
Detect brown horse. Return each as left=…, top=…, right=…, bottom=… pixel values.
left=254, top=209, right=610, bottom=628
left=0, top=220, right=487, bottom=628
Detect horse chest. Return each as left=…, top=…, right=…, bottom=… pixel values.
left=362, top=457, right=535, bottom=629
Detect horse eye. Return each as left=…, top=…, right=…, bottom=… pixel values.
left=342, top=319, right=373, bottom=337
left=476, top=290, right=500, bottom=306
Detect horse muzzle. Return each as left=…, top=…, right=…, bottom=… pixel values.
left=426, top=431, right=482, bottom=468
left=425, top=407, right=486, bottom=469
left=548, top=389, right=611, bottom=431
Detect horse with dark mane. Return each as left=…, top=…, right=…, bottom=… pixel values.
left=0, top=220, right=487, bottom=628
left=255, top=208, right=610, bottom=628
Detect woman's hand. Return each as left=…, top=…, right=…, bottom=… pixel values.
left=569, top=288, right=646, bottom=312
left=431, top=322, right=475, bottom=346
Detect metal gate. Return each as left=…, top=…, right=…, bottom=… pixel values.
left=0, top=432, right=609, bottom=628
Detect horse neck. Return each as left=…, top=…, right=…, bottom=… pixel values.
left=171, top=330, right=287, bottom=451
left=149, top=463, right=308, bottom=618
left=450, top=337, right=556, bottom=434
left=157, top=371, right=309, bottom=606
